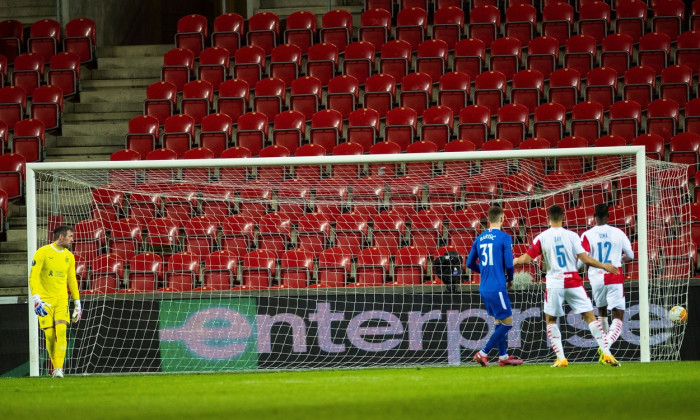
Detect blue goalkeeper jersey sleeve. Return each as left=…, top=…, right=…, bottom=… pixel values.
left=469, top=228, right=514, bottom=293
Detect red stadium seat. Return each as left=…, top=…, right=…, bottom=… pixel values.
left=519, top=137, right=551, bottom=178
left=320, top=9, right=353, bottom=53
left=400, top=72, right=432, bottom=116
left=236, top=112, right=268, bottom=157
left=162, top=252, right=199, bottom=291
left=144, top=81, right=177, bottom=124
left=239, top=249, right=276, bottom=289
left=212, top=13, right=244, bottom=57
left=632, top=133, right=665, bottom=160
left=511, top=69, right=545, bottom=113
left=453, top=38, right=486, bottom=81
left=180, top=80, right=213, bottom=124
left=527, top=36, right=559, bottom=79
left=199, top=113, right=232, bottom=158
left=347, top=108, right=381, bottom=153
left=564, top=35, right=597, bottom=76
left=505, top=3, right=537, bottom=46
left=474, top=70, right=506, bottom=115
left=0, top=86, right=26, bottom=130
left=593, top=134, right=627, bottom=174
left=217, top=78, right=248, bottom=124
left=489, top=37, right=521, bottom=81
left=495, top=103, right=529, bottom=148
left=584, top=67, right=618, bottom=110
left=542, top=2, right=574, bottom=45
left=297, top=213, right=332, bottom=254
left=272, top=110, right=306, bottom=154
left=12, top=53, right=44, bottom=97
left=468, top=5, right=500, bottom=48
left=313, top=247, right=352, bottom=287
left=675, top=30, right=700, bottom=75
left=276, top=248, right=315, bottom=288
left=669, top=132, right=700, bottom=179
left=351, top=176, right=386, bottom=215
left=571, top=100, right=604, bottom=145
left=433, top=7, right=464, bottom=49
left=379, top=40, right=412, bottom=83
left=600, top=33, right=633, bottom=76
left=28, top=19, right=61, bottom=62
left=548, top=68, right=581, bottom=111
left=372, top=210, right=407, bottom=253
left=310, top=109, right=343, bottom=154
left=0, top=20, right=23, bottom=64
left=645, top=98, right=680, bottom=142
left=363, top=73, right=396, bottom=118
left=0, top=153, right=25, bottom=199
left=161, top=48, right=194, bottom=92
left=48, top=52, right=81, bottom=98
left=458, top=105, right=491, bottom=149
left=73, top=219, right=106, bottom=263
left=162, top=114, right=195, bottom=158
left=257, top=212, right=292, bottom=257
left=421, top=106, right=453, bottom=151
left=197, top=47, right=229, bottom=91
left=252, top=77, right=286, bottom=121
left=108, top=218, right=141, bottom=262
left=290, top=76, right=322, bottom=121
left=127, top=253, right=163, bottom=291
left=247, top=12, right=280, bottom=55
left=175, top=14, right=207, bottom=57
left=30, top=85, right=63, bottom=131
left=352, top=246, right=391, bottom=286
left=638, top=32, right=670, bottom=75
left=305, top=43, right=338, bottom=86
left=200, top=250, right=238, bottom=290
left=392, top=246, right=430, bottom=285
left=369, top=141, right=402, bottom=178
left=221, top=215, right=255, bottom=257
left=384, top=107, right=417, bottom=151
left=284, top=11, right=317, bottom=54
left=660, top=65, right=693, bottom=108
left=577, top=1, right=610, bottom=43
left=232, top=45, right=266, bottom=89
left=182, top=147, right=215, bottom=183
left=327, top=74, right=359, bottom=119
left=555, top=137, right=588, bottom=175
left=438, top=71, right=470, bottom=116
left=359, top=8, right=392, bottom=50
left=270, top=43, right=302, bottom=88
left=651, top=0, right=684, bottom=41
left=12, top=118, right=45, bottom=162
left=622, top=66, right=656, bottom=110
left=614, top=0, right=646, bottom=41
left=88, top=254, right=123, bottom=293
left=409, top=210, right=443, bottom=250
left=609, top=100, right=642, bottom=142
left=334, top=212, right=370, bottom=254
left=396, top=7, right=428, bottom=50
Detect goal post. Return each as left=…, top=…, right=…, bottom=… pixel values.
left=26, top=146, right=691, bottom=375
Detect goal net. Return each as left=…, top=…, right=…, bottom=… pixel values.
left=26, top=146, right=691, bottom=375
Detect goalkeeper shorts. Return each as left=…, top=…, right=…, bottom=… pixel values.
left=38, top=297, right=70, bottom=329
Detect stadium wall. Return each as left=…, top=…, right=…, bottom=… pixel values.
left=3, top=282, right=699, bottom=376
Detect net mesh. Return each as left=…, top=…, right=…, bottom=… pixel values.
left=31, top=151, right=692, bottom=374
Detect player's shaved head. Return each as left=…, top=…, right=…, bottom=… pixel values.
left=53, top=225, right=74, bottom=240
left=487, top=205, right=504, bottom=223
left=548, top=205, right=564, bottom=222
left=594, top=203, right=610, bottom=224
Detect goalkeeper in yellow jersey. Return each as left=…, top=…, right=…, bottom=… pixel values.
left=29, top=225, right=82, bottom=378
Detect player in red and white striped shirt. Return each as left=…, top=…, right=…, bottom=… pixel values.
left=513, top=205, right=621, bottom=367
left=580, top=204, right=634, bottom=363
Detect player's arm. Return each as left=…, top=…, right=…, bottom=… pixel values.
left=28, top=249, right=50, bottom=317
left=621, top=233, right=634, bottom=263
left=67, top=256, right=82, bottom=322
left=466, top=242, right=480, bottom=274
left=577, top=234, right=591, bottom=270
left=577, top=252, right=619, bottom=274
left=514, top=238, right=540, bottom=266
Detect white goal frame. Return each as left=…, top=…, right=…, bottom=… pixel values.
left=26, top=146, right=652, bottom=376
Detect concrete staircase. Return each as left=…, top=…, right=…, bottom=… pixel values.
left=46, top=44, right=172, bottom=162
left=0, top=0, right=56, bottom=26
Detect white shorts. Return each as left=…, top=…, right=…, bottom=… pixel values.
left=590, top=282, right=626, bottom=311
left=544, top=287, right=594, bottom=317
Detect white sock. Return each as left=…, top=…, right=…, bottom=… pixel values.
left=608, top=318, right=623, bottom=345
left=547, top=324, right=565, bottom=360
left=499, top=354, right=509, bottom=360
left=588, top=320, right=610, bottom=355
left=598, top=316, right=609, bottom=334
left=479, top=350, right=488, bottom=357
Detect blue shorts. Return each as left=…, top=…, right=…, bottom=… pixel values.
left=481, top=291, right=513, bottom=320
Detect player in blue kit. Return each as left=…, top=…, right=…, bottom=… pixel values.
left=466, top=206, right=523, bottom=367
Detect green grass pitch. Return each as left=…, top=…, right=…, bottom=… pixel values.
left=1, top=362, right=698, bottom=420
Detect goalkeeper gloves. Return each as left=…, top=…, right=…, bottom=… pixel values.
left=72, top=299, right=82, bottom=323
left=32, top=294, right=50, bottom=317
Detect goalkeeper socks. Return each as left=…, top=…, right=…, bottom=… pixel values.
left=608, top=318, right=623, bottom=345
left=54, top=323, right=67, bottom=370
left=546, top=324, right=565, bottom=360
left=588, top=320, right=611, bottom=355
left=44, top=327, right=56, bottom=369
left=482, top=323, right=512, bottom=356
left=598, top=316, right=609, bottom=334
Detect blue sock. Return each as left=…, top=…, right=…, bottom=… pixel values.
left=497, top=326, right=513, bottom=357
left=482, top=323, right=513, bottom=355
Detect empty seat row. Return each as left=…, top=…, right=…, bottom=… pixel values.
left=0, top=18, right=96, bottom=65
